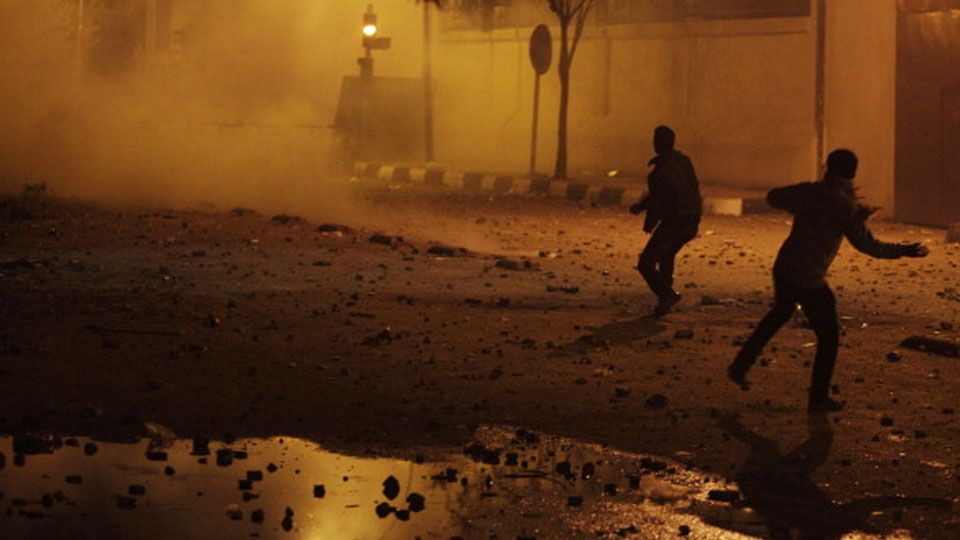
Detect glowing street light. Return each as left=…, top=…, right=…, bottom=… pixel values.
left=358, top=4, right=390, bottom=79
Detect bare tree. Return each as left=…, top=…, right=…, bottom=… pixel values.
left=548, top=0, right=596, bottom=179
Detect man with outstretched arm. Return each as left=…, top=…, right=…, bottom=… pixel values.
left=630, top=125, right=702, bottom=317
left=727, top=149, right=928, bottom=412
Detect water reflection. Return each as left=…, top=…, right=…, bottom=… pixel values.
left=2, top=434, right=468, bottom=539
left=0, top=425, right=952, bottom=539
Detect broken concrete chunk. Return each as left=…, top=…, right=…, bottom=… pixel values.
left=546, top=285, right=580, bottom=294
left=375, top=502, right=395, bottom=518
left=406, top=492, right=425, bottom=512
left=270, top=214, right=304, bottom=225
left=701, top=295, right=722, bottom=306
left=673, top=329, right=694, bottom=340
left=281, top=506, right=294, bottom=531
left=369, top=233, right=403, bottom=247
left=464, top=442, right=501, bottom=465
left=317, top=223, right=351, bottom=234
left=900, top=336, right=959, bottom=358
left=427, top=245, right=469, bottom=257
left=645, top=393, right=668, bottom=409
left=707, top=489, right=741, bottom=504
left=229, top=207, right=258, bottom=218
left=382, top=476, right=400, bottom=500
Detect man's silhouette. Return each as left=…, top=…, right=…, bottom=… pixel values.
left=630, top=125, right=702, bottom=316
left=727, top=149, right=928, bottom=412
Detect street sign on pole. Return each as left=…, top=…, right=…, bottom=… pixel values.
left=529, top=24, right=552, bottom=76
left=529, top=24, right=552, bottom=177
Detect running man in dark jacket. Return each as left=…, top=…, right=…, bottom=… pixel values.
left=727, top=149, right=928, bottom=412
left=630, top=125, right=702, bottom=317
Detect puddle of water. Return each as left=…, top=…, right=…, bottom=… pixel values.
left=0, top=426, right=932, bottom=539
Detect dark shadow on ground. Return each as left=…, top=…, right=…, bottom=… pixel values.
left=713, top=413, right=952, bottom=539
left=549, top=316, right=666, bottom=358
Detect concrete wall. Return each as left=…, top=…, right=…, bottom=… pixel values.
left=896, top=7, right=960, bottom=226
left=435, top=16, right=817, bottom=187
left=823, top=0, right=897, bottom=214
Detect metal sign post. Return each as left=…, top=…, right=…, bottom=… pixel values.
left=529, top=24, right=552, bottom=177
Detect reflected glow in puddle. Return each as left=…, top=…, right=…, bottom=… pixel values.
left=0, top=426, right=924, bottom=539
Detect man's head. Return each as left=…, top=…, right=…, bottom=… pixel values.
left=825, top=149, right=858, bottom=181
left=653, top=125, right=675, bottom=155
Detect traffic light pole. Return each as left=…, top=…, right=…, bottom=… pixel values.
left=359, top=47, right=373, bottom=79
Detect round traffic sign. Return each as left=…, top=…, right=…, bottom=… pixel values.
left=529, top=24, right=552, bottom=75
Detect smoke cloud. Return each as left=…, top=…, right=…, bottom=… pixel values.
left=0, top=0, right=425, bottom=220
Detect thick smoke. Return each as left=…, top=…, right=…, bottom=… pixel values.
left=0, top=0, right=424, bottom=220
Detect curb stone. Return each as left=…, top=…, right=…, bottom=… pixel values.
left=350, top=162, right=771, bottom=217
left=947, top=223, right=960, bottom=243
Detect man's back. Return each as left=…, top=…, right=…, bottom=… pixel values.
left=647, top=150, right=702, bottom=222
left=769, top=182, right=903, bottom=288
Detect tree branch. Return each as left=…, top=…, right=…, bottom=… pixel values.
left=568, top=0, right=595, bottom=62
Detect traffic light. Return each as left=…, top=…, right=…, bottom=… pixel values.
left=362, top=5, right=391, bottom=50
left=362, top=6, right=378, bottom=37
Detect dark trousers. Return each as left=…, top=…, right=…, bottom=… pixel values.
left=637, top=214, right=700, bottom=300
left=734, top=277, right=840, bottom=401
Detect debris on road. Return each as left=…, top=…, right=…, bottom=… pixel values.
left=673, top=329, right=694, bottom=340
left=369, top=233, right=404, bottom=247
left=270, top=214, right=304, bottom=225
left=645, top=393, right=668, bottom=409
left=318, top=223, right=352, bottom=234
left=546, top=285, right=579, bottom=294
left=900, top=336, right=960, bottom=358
left=427, top=245, right=470, bottom=257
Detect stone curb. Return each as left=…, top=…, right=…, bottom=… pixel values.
left=350, top=162, right=772, bottom=217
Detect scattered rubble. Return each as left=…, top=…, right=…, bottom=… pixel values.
left=369, top=233, right=404, bottom=247
left=270, top=214, right=304, bottom=225
left=900, top=336, right=959, bottom=358
left=427, top=245, right=470, bottom=257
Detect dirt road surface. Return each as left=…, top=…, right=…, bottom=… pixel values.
left=1, top=186, right=957, bottom=539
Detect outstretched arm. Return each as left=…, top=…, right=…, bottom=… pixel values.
left=844, top=216, right=928, bottom=259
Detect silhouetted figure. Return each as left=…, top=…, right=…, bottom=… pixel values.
left=630, top=126, right=702, bottom=316
left=727, top=149, right=929, bottom=412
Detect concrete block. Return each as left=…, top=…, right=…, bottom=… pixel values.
left=408, top=168, right=427, bottom=183
left=510, top=178, right=532, bottom=195
left=376, top=166, right=395, bottom=181
left=703, top=197, right=743, bottom=217
left=442, top=172, right=465, bottom=190
left=947, top=223, right=960, bottom=243
left=480, top=174, right=498, bottom=192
